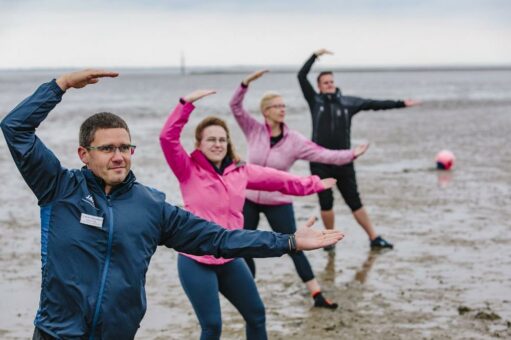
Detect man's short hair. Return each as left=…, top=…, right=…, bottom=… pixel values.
left=79, top=112, right=130, bottom=147
left=317, top=71, right=334, bottom=84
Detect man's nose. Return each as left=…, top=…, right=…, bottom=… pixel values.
left=111, top=149, right=124, bottom=160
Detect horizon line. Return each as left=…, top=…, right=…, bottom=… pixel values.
left=1, top=64, right=511, bottom=74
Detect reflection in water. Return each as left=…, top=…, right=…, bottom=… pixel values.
left=437, top=170, right=454, bottom=188
left=353, top=250, right=382, bottom=284
left=321, top=249, right=385, bottom=284
left=402, top=167, right=455, bottom=188
left=322, top=251, right=336, bottom=284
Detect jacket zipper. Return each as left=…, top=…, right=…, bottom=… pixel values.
left=89, top=196, right=115, bottom=340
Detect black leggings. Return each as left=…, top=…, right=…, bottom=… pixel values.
left=310, top=162, right=363, bottom=212
left=243, top=200, right=314, bottom=282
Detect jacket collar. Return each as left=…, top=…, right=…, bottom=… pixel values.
left=321, top=88, right=342, bottom=102
left=264, top=122, right=289, bottom=139
left=191, top=150, right=240, bottom=176
left=82, top=167, right=136, bottom=197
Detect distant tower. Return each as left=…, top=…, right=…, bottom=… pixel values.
left=180, top=51, right=186, bottom=75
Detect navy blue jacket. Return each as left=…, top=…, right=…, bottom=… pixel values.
left=298, top=54, right=406, bottom=150
left=0, top=80, right=291, bottom=339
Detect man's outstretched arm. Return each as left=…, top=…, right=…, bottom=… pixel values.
left=160, top=204, right=344, bottom=258
left=0, top=70, right=118, bottom=205
left=352, top=96, right=420, bottom=114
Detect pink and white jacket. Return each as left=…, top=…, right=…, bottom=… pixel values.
left=230, top=84, right=355, bottom=206
left=159, top=100, right=325, bottom=265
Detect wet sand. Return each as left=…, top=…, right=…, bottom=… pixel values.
left=0, top=70, right=510, bottom=339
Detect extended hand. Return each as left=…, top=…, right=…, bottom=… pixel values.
left=320, top=178, right=337, bottom=190
left=242, top=70, right=269, bottom=86
left=56, top=69, right=119, bottom=91
left=404, top=99, right=420, bottom=107
left=353, top=143, right=370, bottom=158
left=295, top=216, right=344, bottom=251
left=183, top=90, right=216, bottom=103
left=314, top=48, right=334, bottom=57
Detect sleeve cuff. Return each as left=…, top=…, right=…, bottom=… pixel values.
left=49, top=79, right=66, bottom=96
left=280, top=234, right=294, bottom=253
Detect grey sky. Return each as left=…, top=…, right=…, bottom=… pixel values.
left=1, top=0, right=509, bottom=68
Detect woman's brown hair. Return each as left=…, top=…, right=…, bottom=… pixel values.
left=195, top=116, right=241, bottom=163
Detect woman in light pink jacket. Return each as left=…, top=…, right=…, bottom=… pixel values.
left=160, top=90, right=336, bottom=340
left=230, top=70, right=369, bottom=309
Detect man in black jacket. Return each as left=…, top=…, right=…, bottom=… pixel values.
left=298, top=49, right=419, bottom=251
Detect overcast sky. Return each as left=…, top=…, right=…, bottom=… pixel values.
left=1, top=0, right=510, bottom=68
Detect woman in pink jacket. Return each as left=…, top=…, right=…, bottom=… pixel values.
left=230, top=70, right=369, bottom=309
left=160, top=89, right=336, bottom=340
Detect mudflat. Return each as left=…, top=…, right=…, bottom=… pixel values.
left=1, top=69, right=509, bottom=339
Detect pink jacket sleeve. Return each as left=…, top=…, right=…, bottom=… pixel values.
left=245, top=163, right=325, bottom=196
left=229, top=85, right=263, bottom=138
left=293, top=132, right=355, bottom=166
left=159, top=100, right=194, bottom=182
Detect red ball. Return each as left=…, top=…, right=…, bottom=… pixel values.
left=436, top=150, right=455, bottom=170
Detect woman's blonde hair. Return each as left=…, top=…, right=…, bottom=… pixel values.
left=195, top=116, right=241, bottom=163
left=259, top=91, right=282, bottom=113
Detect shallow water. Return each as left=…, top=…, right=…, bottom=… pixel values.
left=0, top=69, right=510, bottom=339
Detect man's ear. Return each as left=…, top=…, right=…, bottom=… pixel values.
left=78, top=146, right=89, bottom=164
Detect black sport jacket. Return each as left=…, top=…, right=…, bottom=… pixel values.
left=298, top=54, right=405, bottom=150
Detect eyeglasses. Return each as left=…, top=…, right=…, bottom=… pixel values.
left=265, top=104, right=286, bottom=110
left=204, top=137, right=228, bottom=144
left=86, top=144, right=137, bottom=155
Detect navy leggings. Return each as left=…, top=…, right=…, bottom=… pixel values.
left=177, top=255, right=267, bottom=340
left=243, top=200, right=315, bottom=282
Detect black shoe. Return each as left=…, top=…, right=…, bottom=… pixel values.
left=370, top=236, right=394, bottom=250
left=323, top=244, right=336, bottom=252
left=313, top=292, right=338, bottom=309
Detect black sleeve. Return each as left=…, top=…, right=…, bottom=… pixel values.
left=297, top=54, right=318, bottom=108
left=348, top=96, right=406, bottom=116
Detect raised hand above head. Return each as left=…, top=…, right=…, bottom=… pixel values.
left=242, top=70, right=269, bottom=86
left=314, top=48, right=334, bottom=58
left=295, top=216, right=345, bottom=251
left=56, top=69, right=119, bottom=91
left=183, top=90, right=217, bottom=103
left=353, top=143, right=370, bottom=158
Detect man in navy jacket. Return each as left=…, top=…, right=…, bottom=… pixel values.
left=1, top=69, right=344, bottom=340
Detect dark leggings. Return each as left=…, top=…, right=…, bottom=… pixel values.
left=310, top=162, right=363, bottom=212
left=243, top=200, right=315, bottom=282
left=177, top=255, right=267, bottom=340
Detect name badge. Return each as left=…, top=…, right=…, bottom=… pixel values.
left=80, top=213, right=104, bottom=228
